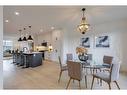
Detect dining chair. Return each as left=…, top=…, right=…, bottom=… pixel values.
left=83, top=54, right=93, bottom=73
left=66, top=61, right=87, bottom=89
left=102, top=55, right=113, bottom=70
left=58, top=56, right=68, bottom=83
left=91, top=63, right=120, bottom=89
left=66, top=53, right=73, bottom=61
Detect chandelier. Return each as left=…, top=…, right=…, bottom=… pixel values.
left=77, top=8, right=90, bottom=34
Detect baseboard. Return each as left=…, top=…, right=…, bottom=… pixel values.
left=44, top=59, right=58, bottom=63
left=120, top=70, right=127, bottom=75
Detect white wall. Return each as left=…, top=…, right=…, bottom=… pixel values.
left=51, top=30, right=62, bottom=62
left=0, top=6, right=3, bottom=89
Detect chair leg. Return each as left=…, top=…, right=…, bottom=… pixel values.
left=90, top=68, right=92, bottom=74
left=73, top=79, right=75, bottom=83
left=114, top=81, right=120, bottom=89
left=100, top=79, right=102, bottom=86
left=91, top=76, right=95, bottom=89
left=97, top=79, right=99, bottom=84
left=79, top=80, right=81, bottom=89
left=58, top=70, right=62, bottom=83
left=108, top=83, right=111, bottom=90
left=85, top=75, right=87, bottom=88
left=66, top=78, right=72, bottom=89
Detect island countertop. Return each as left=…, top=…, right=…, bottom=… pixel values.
left=23, top=52, right=42, bottom=54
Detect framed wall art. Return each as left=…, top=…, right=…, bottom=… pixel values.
left=81, top=37, right=90, bottom=48
left=95, top=36, right=110, bottom=48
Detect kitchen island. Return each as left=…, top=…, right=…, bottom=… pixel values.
left=13, top=52, right=43, bottom=68
left=23, top=52, right=43, bottom=68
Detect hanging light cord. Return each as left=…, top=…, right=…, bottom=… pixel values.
left=28, top=26, right=31, bottom=35
left=82, top=8, right=85, bottom=18
left=19, top=30, right=22, bottom=37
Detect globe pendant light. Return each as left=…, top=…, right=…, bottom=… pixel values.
left=77, top=8, right=90, bottom=34
left=27, top=25, right=33, bottom=41
left=18, top=29, right=22, bottom=41
left=23, top=28, right=27, bottom=41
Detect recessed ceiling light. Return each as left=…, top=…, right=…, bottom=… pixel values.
left=51, top=27, right=54, bottom=30
left=5, top=20, right=9, bottom=22
left=14, top=12, right=20, bottom=15
left=40, top=29, right=43, bottom=32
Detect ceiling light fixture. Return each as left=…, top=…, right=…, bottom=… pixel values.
left=22, top=28, right=27, bottom=41
left=40, top=29, right=43, bottom=32
left=15, top=12, right=20, bottom=15
left=27, top=26, right=33, bottom=41
left=51, top=27, right=54, bottom=30
left=77, top=8, right=90, bottom=34
left=5, top=20, right=9, bottom=22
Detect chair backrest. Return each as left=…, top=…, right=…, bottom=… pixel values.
left=87, top=54, right=92, bottom=61
left=103, top=55, right=113, bottom=65
left=67, top=61, right=82, bottom=81
left=66, top=53, right=73, bottom=61
left=58, top=56, right=62, bottom=69
left=110, top=63, right=120, bottom=81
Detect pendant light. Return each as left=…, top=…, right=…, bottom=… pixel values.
left=77, top=8, right=90, bottom=34
left=27, top=25, right=33, bottom=41
left=18, top=29, right=22, bottom=41
left=22, top=28, right=27, bottom=41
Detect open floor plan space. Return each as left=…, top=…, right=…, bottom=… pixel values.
left=2, top=6, right=127, bottom=90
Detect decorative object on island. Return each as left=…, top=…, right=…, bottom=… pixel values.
left=18, top=29, right=22, bottom=41
left=27, top=25, right=33, bottom=41
left=22, top=28, right=27, bottom=41
left=95, top=36, right=110, bottom=48
left=77, top=8, right=90, bottom=34
left=81, top=37, right=90, bottom=48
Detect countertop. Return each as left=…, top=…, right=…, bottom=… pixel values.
left=23, top=52, right=42, bottom=54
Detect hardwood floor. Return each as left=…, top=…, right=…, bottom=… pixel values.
left=3, top=59, right=127, bottom=89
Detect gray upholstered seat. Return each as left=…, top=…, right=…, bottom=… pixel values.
left=93, top=72, right=110, bottom=82
left=66, top=53, right=73, bottom=61
left=91, top=63, right=120, bottom=89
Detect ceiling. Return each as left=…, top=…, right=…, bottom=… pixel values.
left=3, top=6, right=127, bottom=37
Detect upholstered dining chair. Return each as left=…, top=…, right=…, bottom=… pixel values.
left=91, top=63, right=120, bottom=89
left=102, top=55, right=113, bottom=70
left=66, top=61, right=87, bottom=89
left=66, top=53, right=73, bottom=61
left=58, top=56, right=68, bottom=83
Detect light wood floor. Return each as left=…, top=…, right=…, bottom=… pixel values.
left=3, top=59, right=127, bottom=89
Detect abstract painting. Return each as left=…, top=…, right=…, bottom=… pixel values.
left=95, top=36, right=110, bottom=48
left=81, top=37, right=90, bottom=48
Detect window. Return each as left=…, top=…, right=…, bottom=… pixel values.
left=3, top=40, right=13, bottom=52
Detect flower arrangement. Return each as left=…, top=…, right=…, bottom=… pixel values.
left=76, top=46, right=87, bottom=55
